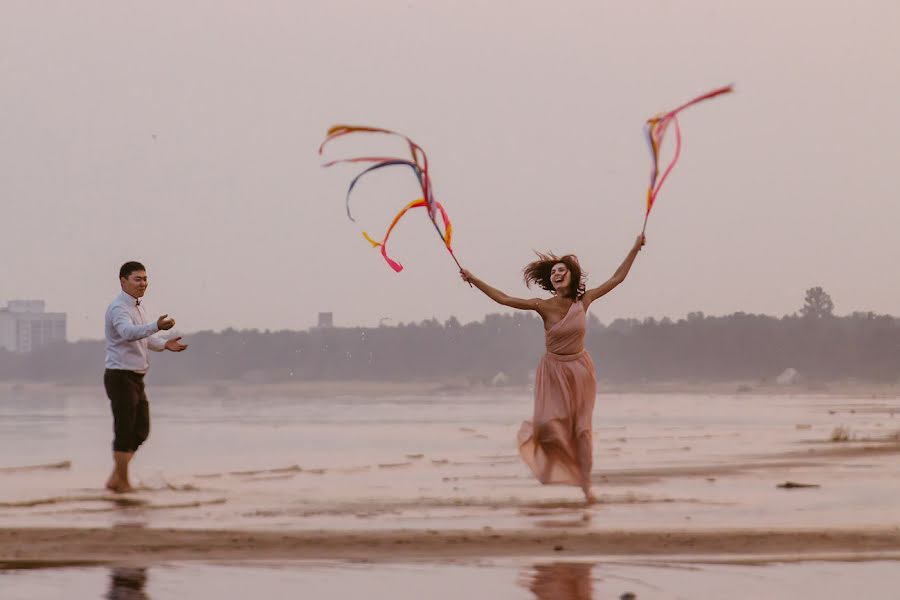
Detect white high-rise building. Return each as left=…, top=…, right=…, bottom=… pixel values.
left=0, top=300, right=67, bottom=353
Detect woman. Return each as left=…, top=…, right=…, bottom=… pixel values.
left=460, top=234, right=645, bottom=503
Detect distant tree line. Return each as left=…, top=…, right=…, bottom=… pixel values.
left=1, top=288, right=898, bottom=385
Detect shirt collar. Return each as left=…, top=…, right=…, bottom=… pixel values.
left=119, top=290, right=142, bottom=307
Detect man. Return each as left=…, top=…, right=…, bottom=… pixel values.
left=104, top=261, right=187, bottom=493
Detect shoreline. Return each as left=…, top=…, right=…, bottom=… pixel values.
left=3, top=379, right=898, bottom=399
left=3, top=527, right=900, bottom=568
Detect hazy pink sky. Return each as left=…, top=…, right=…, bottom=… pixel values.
left=2, top=1, right=898, bottom=340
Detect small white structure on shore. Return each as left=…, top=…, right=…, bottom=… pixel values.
left=775, top=367, right=801, bottom=385
left=491, top=371, right=510, bottom=387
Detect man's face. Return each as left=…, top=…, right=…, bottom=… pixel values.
left=121, top=271, right=149, bottom=298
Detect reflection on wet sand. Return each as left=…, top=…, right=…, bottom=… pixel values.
left=3, top=392, right=900, bottom=543
left=106, top=567, right=149, bottom=600
left=525, top=562, right=593, bottom=600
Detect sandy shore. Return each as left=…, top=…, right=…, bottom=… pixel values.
left=218, top=380, right=899, bottom=398
left=4, top=390, right=899, bottom=579
left=3, top=527, right=900, bottom=568
left=5, top=379, right=899, bottom=399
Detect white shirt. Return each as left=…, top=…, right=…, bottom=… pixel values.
left=104, top=290, right=166, bottom=373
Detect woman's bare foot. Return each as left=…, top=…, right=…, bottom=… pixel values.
left=583, top=487, right=598, bottom=505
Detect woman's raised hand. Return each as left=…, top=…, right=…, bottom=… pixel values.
left=634, top=234, right=647, bottom=250
left=459, top=269, right=474, bottom=284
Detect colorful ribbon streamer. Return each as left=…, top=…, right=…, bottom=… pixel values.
left=319, top=125, right=459, bottom=273
left=644, top=85, right=733, bottom=232
left=362, top=198, right=454, bottom=273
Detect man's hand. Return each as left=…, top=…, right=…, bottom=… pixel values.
left=164, top=336, right=188, bottom=352
left=157, top=314, right=176, bottom=330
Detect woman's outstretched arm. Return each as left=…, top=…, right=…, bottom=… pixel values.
left=582, top=234, right=646, bottom=308
left=460, top=269, right=542, bottom=312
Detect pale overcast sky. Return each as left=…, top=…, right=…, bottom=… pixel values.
left=2, top=1, right=898, bottom=340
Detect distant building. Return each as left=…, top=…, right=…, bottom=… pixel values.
left=317, top=312, right=334, bottom=329
left=0, top=300, right=67, bottom=353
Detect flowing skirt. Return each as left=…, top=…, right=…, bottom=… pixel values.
left=517, top=351, right=596, bottom=486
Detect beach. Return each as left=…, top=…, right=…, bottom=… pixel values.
left=2, top=386, right=899, bottom=597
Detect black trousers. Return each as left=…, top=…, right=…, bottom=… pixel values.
left=104, top=369, right=150, bottom=453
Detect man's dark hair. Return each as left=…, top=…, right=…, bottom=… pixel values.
left=119, top=261, right=147, bottom=279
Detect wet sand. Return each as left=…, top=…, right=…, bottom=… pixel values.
left=3, top=526, right=900, bottom=568
left=2, top=390, right=900, bottom=583
left=5, top=559, right=900, bottom=600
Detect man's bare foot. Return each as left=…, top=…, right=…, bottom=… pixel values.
left=106, top=474, right=134, bottom=493
left=109, top=481, right=135, bottom=494
left=109, top=451, right=135, bottom=494
left=583, top=488, right=598, bottom=505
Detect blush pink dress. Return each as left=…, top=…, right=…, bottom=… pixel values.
left=517, top=300, right=597, bottom=488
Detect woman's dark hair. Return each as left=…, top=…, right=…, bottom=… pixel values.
left=119, top=261, right=147, bottom=279
left=523, top=252, right=586, bottom=299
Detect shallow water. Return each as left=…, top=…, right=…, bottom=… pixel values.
left=3, top=559, right=900, bottom=600
left=1, top=386, right=899, bottom=531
